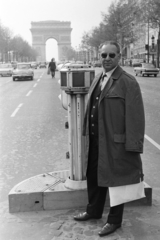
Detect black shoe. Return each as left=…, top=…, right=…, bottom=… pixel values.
left=98, top=223, right=121, bottom=237
left=74, top=212, right=102, bottom=221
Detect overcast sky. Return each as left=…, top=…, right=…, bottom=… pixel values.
left=0, top=0, right=114, bottom=61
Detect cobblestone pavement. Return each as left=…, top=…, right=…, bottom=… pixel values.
left=1, top=193, right=160, bottom=240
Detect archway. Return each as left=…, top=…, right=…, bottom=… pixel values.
left=30, top=20, right=72, bottom=62
left=46, top=38, right=58, bottom=62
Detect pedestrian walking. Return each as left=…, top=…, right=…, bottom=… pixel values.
left=74, top=41, right=145, bottom=237
left=48, top=58, right=56, bottom=78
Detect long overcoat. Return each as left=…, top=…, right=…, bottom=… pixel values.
left=83, top=65, right=145, bottom=187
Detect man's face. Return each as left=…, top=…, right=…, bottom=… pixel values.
left=100, top=44, right=121, bottom=72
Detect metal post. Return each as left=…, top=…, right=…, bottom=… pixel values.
left=151, top=35, right=155, bottom=65
left=60, top=66, right=95, bottom=189
left=72, top=95, right=78, bottom=180
left=157, top=31, right=160, bottom=68
left=67, top=95, right=73, bottom=180
left=153, top=54, right=154, bottom=65
left=148, top=20, right=150, bottom=63
left=76, top=94, right=82, bottom=180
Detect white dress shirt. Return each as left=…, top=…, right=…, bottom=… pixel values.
left=101, top=66, right=117, bottom=91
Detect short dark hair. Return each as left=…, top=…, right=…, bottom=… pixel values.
left=99, top=41, right=121, bottom=53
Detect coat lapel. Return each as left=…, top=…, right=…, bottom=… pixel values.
left=89, top=72, right=102, bottom=96
left=100, top=76, right=114, bottom=102
left=83, top=72, right=102, bottom=136
left=99, top=66, right=124, bottom=102
left=87, top=72, right=102, bottom=108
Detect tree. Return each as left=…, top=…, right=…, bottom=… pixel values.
left=138, top=0, right=160, bottom=66
left=81, top=24, right=109, bottom=60
left=0, top=20, right=38, bottom=62
left=0, top=21, right=12, bottom=61
left=102, top=1, right=140, bottom=51
left=140, top=0, right=160, bottom=28
left=61, top=46, right=76, bottom=61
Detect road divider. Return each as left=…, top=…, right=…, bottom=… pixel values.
left=11, top=103, right=23, bottom=117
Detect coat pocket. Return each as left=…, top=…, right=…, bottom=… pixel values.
left=114, top=134, right=126, bottom=143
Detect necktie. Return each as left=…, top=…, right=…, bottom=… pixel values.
left=101, top=74, right=108, bottom=90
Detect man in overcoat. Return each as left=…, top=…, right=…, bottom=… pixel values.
left=74, top=41, right=145, bottom=237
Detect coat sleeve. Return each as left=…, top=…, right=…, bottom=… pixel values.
left=125, top=79, right=145, bottom=153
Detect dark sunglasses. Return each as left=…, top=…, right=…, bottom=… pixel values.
left=101, top=53, right=116, bottom=59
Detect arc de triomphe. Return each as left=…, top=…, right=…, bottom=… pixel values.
left=30, top=20, right=72, bottom=61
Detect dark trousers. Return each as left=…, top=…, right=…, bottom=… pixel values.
left=86, top=135, right=124, bottom=224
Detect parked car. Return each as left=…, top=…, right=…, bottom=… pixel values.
left=12, top=63, right=34, bottom=81
left=0, top=63, right=13, bottom=77
left=134, top=63, right=159, bottom=77
left=92, top=61, right=102, bottom=67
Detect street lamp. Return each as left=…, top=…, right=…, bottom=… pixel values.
left=157, top=30, right=160, bottom=68
left=147, top=19, right=150, bottom=63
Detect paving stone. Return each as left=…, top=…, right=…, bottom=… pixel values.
left=51, top=229, right=63, bottom=237
left=87, top=237, right=98, bottom=240
left=50, top=222, right=63, bottom=230
left=64, top=232, right=74, bottom=238
left=63, top=225, right=74, bottom=232
left=73, top=235, right=85, bottom=240
left=73, top=226, right=84, bottom=234
left=83, top=229, right=95, bottom=236
left=69, top=222, right=77, bottom=227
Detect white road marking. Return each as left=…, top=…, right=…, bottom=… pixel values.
left=26, top=90, right=32, bottom=96
left=33, top=83, right=37, bottom=87
left=145, top=134, right=160, bottom=150
left=37, top=79, right=40, bottom=82
left=17, top=103, right=23, bottom=108
left=11, top=103, right=23, bottom=117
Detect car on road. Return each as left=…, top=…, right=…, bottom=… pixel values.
left=30, top=62, right=38, bottom=69
left=131, top=59, right=144, bottom=67
left=57, top=63, right=65, bottom=71
left=11, top=61, right=18, bottom=69
left=39, top=62, right=47, bottom=68
left=0, top=63, right=13, bottom=77
left=12, top=63, right=34, bottom=81
left=134, top=63, right=159, bottom=77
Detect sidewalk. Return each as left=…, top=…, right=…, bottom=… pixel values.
left=0, top=191, right=160, bottom=240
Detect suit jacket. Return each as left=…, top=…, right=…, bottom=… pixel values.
left=83, top=65, right=145, bottom=187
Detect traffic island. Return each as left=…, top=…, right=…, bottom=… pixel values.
left=8, top=169, right=152, bottom=213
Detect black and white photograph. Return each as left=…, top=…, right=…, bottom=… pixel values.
left=0, top=0, right=160, bottom=239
